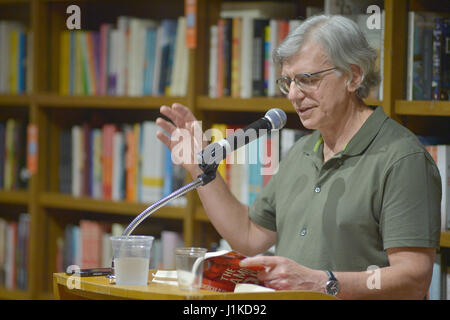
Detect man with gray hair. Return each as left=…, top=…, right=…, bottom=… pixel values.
left=156, top=15, right=441, bottom=299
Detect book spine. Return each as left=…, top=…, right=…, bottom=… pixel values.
left=163, top=20, right=177, bottom=95
left=240, top=16, right=253, bottom=98
left=432, top=17, right=443, bottom=100
left=268, top=19, right=278, bottom=97
left=125, top=127, right=136, bottom=202
left=99, top=24, right=109, bottom=95
left=208, top=25, right=218, bottom=98
left=112, top=131, right=125, bottom=201
left=231, top=17, right=241, bottom=98
left=60, top=31, right=70, bottom=95
left=216, top=19, right=225, bottom=98
left=152, top=25, right=163, bottom=96
left=224, top=18, right=233, bottom=97
left=406, top=12, right=415, bottom=101
left=252, top=20, right=268, bottom=97
left=0, top=122, right=5, bottom=189
left=442, top=18, right=450, bottom=99
left=141, top=122, right=164, bottom=203
left=264, top=25, right=270, bottom=96
left=143, top=28, right=157, bottom=96
left=17, top=30, right=26, bottom=94
left=10, top=29, right=18, bottom=94
left=107, top=29, right=118, bottom=95
left=80, top=220, right=104, bottom=269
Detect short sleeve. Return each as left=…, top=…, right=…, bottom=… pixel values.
left=248, top=172, right=278, bottom=232
left=380, top=152, right=442, bottom=249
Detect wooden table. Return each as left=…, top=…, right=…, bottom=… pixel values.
left=53, top=271, right=336, bottom=300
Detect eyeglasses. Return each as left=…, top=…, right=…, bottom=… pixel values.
left=276, top=67, right=337, bottom=95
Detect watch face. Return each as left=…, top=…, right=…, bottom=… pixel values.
left=326, top=280, right=339, bottom=296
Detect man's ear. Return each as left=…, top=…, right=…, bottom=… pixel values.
left=346, top=65, right=364, bottom=93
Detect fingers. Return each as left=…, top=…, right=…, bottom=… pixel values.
left=240, top=256, right=276, bottom=269
left=172, top=103, right=197, bottom=122
left=156, top=117, right=176, bottom=136
left=156, top=130, right=171, bottom=149
left=160, top=103, right=197, bottom=129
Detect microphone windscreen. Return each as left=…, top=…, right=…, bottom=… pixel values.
left=265, top=108, right=287, bottom=130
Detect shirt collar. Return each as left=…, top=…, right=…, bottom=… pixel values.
left=342, top=106, right=388, bottom=156
left=305, top=106, right=388, bottom=158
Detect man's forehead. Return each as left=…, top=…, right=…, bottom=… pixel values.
left=282, top=42, right=329, bottom=75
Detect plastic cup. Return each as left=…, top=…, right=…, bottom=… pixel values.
left=175, top=247, right=207, bottom=290
left=111, top=235, right=154, bottom=286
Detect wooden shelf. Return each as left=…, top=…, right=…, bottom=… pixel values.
left=0, top=94, right=31, bottom=107
left=0, top=0, right=29, bottom=4
left=0, top=287, right=31, bottom=300
left=34, top=93, right=188, bottom=110
left=0, top=189, right=29, bottom=205
left=197, top=96, right=382, bottom=113
left=395, top=100, right=450, bottom=116
left=39, top=192, right=186, bottom=219
left=441, top=232, right=450, bottom=248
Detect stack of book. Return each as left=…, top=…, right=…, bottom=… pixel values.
left=57, top=222, right=183, bottom=272
left=59, top=121, right=186, bottom=206
left=209, top=2, right=384, bottom=100
left=407, top=13, right=450, bottom=101
left=0, top=214, right=30, bottom=291
left=59, top=16, right=189, bottom=97
left=0, top=119, right=28, bottom=191
left=0, top=21, right=32, bottom=94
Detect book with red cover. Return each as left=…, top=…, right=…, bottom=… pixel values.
left=201, top=250, right=265, bottom=292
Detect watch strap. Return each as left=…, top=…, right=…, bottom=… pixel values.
left=325, top=270, right=337, bottom=281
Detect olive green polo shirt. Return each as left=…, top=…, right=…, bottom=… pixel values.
left=249, top=106, right=441, bottom=272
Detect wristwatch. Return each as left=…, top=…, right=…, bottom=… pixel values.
left=324, top=270, right=339, bottom=296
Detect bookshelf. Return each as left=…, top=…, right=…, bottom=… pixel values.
left=0, top=0, right=448, bottom=300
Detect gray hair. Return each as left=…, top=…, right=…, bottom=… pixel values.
left=273, top=15, right=380, bottom=99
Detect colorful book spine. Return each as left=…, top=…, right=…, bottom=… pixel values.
left=264, top=24, right=270, bottom=96
left=17, top=30, right=26, bottom=94
left=125, top=127, right=137, bottom=202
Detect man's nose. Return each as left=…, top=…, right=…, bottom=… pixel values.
left=287, top=81, right=306, bottom=101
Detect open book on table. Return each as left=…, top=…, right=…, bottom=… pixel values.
left=152, top=250, right=274, bottom=292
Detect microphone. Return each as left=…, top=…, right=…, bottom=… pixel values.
left=197, top=108, right=287, bottom=173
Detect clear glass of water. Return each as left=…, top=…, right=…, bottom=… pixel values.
left=175, top=247, right=207, bottom=290
left=111, top=235, right=154, bottom=286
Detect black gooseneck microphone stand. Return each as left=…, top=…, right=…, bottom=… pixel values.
left=106, top=162, right=218, bottom=280
left=122, top=163, right=218, bottom=236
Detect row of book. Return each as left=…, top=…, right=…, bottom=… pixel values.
left=57, top=221, right=184, bottom=272
left=60, top=121, right=186, bottom=206
left=0, top=119, right=28, bottom=191
left=59, top=16, right=189, bottom=97
left=211, top=124, right=310, bottom=206
left=0, top=21, right=32, bottom=95
left=0, top=214, right=30, bottom=291
left=407, top=13, right=450, bottom=101
left=425, top=144, right=450, bottom=231
left=208, top=13, right=383, bottom=100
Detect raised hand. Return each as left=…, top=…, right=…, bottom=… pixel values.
left=156, top=103, right=205, bottom=178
